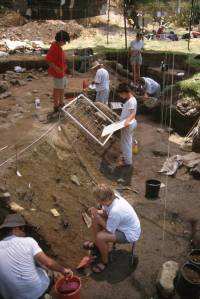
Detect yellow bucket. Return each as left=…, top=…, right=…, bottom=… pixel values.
left=133, top=140, right=139, bottom=155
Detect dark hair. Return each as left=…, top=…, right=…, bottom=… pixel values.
left=138, top=77, right=145, bottom=86
left=136, top=33, right=143, bottom=40
left=0, top=226, right=26, bottom=240
left=0, top=227, right=13, bottom=240
left=55, top=30, right=70, bottom=43
left=117, top=83, right=131, bottom=93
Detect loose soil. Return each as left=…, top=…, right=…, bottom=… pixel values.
left=183, top=266, right=200, bottom=284
left=0, top=67, right=199, bottom=299
left=0, top=10, right=83, bottom=42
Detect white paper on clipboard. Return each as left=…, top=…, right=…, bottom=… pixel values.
left=88, top=84, right=96, bottom=90
left=101, top=119, right=136, bottom=137
left=110, top=102, right=123, bottom=110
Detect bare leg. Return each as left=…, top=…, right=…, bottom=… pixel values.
left=133, top=64, right=137, bottom=84
left=59, top=89, right=65, bottom=107
left=95, top=231, right=116, bottom=263
left=135, top=64, right=141, bottom=84
left=53, top=89, right=61, bottom=110
left=92, top=213, right=104, bottom=238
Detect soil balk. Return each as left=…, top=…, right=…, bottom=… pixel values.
left=106, top=51, right=198, bottom=76
left=152, top=103, right=199, bottom=136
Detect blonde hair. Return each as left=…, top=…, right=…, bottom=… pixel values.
left=93, top=184, right=115, bottom=203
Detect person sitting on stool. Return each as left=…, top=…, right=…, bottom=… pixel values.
left=86, top=184, right=141, bottom=273
left=138, top=77, right=161, bottom=98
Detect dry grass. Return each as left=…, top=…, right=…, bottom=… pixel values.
left=64, top=27, right=200, bottom=55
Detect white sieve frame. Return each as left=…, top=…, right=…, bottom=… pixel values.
left=62, top=94, right=114, bottom=146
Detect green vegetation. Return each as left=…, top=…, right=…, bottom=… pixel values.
left=144, top=39, right=200, bottom=55
left=124, top=0, right=200, bottom=26
left=66, top=35, right=200, bottom=55
left=177, top=73, right=200, bottom=101
left=186, top=55, right=200, bottom=70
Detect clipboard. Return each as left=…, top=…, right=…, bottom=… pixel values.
left=101, top=119, right=137, bottom=137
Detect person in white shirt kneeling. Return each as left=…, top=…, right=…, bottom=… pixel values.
left=90, top=61, right=110, bottom=105
left=87, top=184, right=141, bottom=273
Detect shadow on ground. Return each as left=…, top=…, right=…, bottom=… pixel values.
left=100, top=159, right=133, bottom=186
left=91, top=249, right=135, bottom=284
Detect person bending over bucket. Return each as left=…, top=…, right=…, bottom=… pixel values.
left=83, top=184, right=141, bottom=273
left=0, top=213, right=73, bottom=299
left=46, top=30, right=70, bottom=114
left=117, top=83, right=137, bottom=167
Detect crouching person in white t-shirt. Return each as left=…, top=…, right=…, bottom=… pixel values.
left=0, top=214, right=73, bottom=299
left=87, top=184, right=141, bottom=273
left=138, top=77, right=161, bottom=99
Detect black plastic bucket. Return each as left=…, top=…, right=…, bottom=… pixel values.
left=188, top=249, right=200, bottom=268
left=145, top=179, right=161, bottom=199
left=176, top=263, right=200, bottom=299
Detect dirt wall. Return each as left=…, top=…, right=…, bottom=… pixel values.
left=106, top=51, right=196, bottom=74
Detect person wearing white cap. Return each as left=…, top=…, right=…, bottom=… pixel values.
left=90, top=61, right=110, bottom=105
left=0, top=213, right=73, bottom=299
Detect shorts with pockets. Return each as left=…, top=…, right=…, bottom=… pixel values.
left=130, top=54, right=142, bottom=65
left=115, top=230, right=128, bottom=243
left=53, top=77, right=67, bottom=89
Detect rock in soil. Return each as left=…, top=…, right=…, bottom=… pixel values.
left=157, top=261, right=179, bottom=298
left=0, top=185, right=7, bottom=193
left=10, top=79, right=26, bottom=86
left=0, top=91, right=12, bottom=99
left=27, top=74, right=39, bottom=80
left=0, top=110, right=8, bottom=118
left=0, top=192, right=11, bottom=200
left=0, top=81, right=9, bottom=93
left=70, top=174, right=81, bottom=186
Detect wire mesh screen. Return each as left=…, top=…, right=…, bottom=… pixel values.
left=62, top=94, right=114, bottom=146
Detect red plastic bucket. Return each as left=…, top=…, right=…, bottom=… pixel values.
left=55, top=276, right=81, bottom=299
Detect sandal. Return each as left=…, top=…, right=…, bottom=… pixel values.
left=92, top=262, right=107, bottom=273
